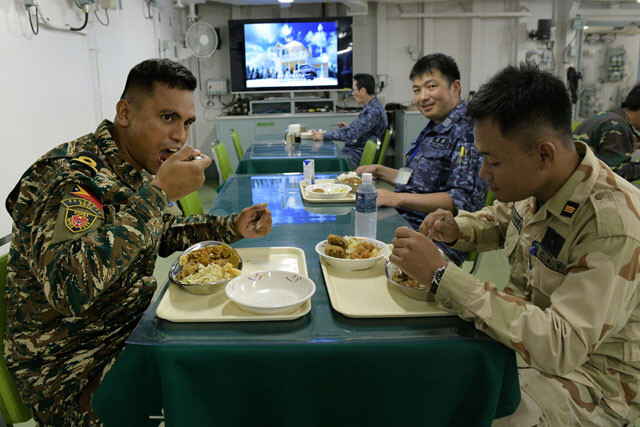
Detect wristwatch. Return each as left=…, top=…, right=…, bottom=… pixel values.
left=430, top=265, right=447, bottom=294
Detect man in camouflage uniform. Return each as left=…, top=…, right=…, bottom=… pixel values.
left=4, top=58, right=272, bottom=425
left=358, top=54, right=487, bottom=265
left=312, top=73, right=388, bottom=169
left=391, top=62, right=640, bottom=425
left=573, top=84, right=640, bottom=183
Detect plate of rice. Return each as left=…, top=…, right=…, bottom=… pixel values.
left=168, top=240, right=243, bottom=295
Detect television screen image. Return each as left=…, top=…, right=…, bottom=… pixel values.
left=228, top=17, right=353, bottom=93
left=244, top=21, right=338, bottom=89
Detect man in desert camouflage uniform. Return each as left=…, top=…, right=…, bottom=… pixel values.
left=358, top=54, right=487, bottom=265
left=391, top=62, right=640, bottom=425
left=573, top=84, right=640, bottom=183
left=312, top=73, right=388, bottom=169
left=4, top=58, right=272, bottom=425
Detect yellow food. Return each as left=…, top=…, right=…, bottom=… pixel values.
left=324, top=236, right=380, bottom=259
left=177, top=244, right=241, bottom=283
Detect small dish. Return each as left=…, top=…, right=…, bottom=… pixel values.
left=304, top=183, right=351, bottom=199
left=225, top=270, right=316, bottom=315
left=315, top=237, right=390, bottom=271
left=168, top=240, right=243, bottom=295
left=384, top=260, right=433, bottom=301
left=336, top=172, right=362, bottom=193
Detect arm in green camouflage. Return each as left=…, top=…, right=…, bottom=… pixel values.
left=451, top=200, right=514, bottom=253
left=157, top=213, right=241, bottom=257
left=31, top=170, right=168, bottom=316
left=439, top=225, right=640, bottom=376
left=596, top=125, right=635, bottom=170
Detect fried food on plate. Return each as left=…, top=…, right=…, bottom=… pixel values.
left=325, top=244, right=346, bottom=259
left=328, top=234, right=348, bottom=249
left=349, top=241, right=379, bottom=259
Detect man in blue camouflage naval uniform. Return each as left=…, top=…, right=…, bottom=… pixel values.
left=312, top=73, right=387, bottom=169
left=4, top=59, right=272, bottom=426
left=358, top=54, right=487, bottom=265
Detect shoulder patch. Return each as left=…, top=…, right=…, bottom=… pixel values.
left=71, top=151, right=104, bottom=177
left=561, top=201, right=579, bottom=218
left=61, top=195, right=104, bottom=233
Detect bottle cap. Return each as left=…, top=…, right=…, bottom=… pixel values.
left=362, top=173, right=373, bottom=183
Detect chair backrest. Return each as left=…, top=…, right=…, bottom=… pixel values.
left=230, top=129, right=244, bottom=161
left=178, top=191, right=204, bottom=216
left=0, top=254, right=32, bottom=423
left=571, top=121, right=582, bottom=132
left=376, top=128, right=392, bottom=165
left=213, top=140, right=233, bottom=184
left=359, top=139, right=377, bottom=167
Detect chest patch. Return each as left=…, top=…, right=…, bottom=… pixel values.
left=561, top=201, right=579, bottom=218
left=431, top=136, right=451, bottom=150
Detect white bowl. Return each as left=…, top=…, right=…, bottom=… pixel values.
left=315, top=237, right=390, bottom=271
left=304, top=183, right=351, bottom=199
left=225, top=270, right=316, bottom=315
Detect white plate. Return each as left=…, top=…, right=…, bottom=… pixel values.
left=304, top=183, right=351, bottom=199
left=225, top=270, right=316, bottom=315
left=315, top=237, right=390, bottom=271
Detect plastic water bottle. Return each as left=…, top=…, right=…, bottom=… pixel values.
left=355, top=173, right=377, bottom=239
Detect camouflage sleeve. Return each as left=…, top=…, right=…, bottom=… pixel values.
left=452, top=200, right=513, bottom=252
left=32, top=171, right=167, bottom=316
left=157, top=213, right=241, bottom=257
left=597, top=126, right=635, bottom=169
left=437, top=234, right=640, bottom=376
left=444, top=130, right=486, bottom=214
left=614, top=160, right=640, bottom=182
left=323, top=107, right=380, bottom=143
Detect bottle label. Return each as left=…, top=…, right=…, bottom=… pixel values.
left=356, top=192, right=377, bottom=213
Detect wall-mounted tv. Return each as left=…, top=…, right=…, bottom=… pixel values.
left=228, top=17, right=353, bottom=94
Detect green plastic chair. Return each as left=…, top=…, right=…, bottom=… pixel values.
left=359, top=139, right=377, bottom=167
left=376, top=128, right=392, bottom=165
left=213, top=140, right=234, bottom=192
left=0, top=254, right=32, bottom=424
left=230, top=129, right=244, bottom=161
left=178, top=191, right=204, bottom=216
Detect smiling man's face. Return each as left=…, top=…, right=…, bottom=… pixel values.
left=412, top=70, right=460, bottom=124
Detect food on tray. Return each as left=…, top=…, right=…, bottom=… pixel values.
left=337, top=171, right=362, bottom=187
left=312, top=188, right=326, bottom=193
left=324, top=235, right=380, bottom=260
left=177, top=244, right=242, bottom=283
left=328, top=234, right=348, bottom=248
left=325, top=244, right=346, bottom=258
left=392, top=270, right=429, bottom=290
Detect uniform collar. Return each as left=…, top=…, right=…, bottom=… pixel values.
left=426, top=101, right=467, bottom=135
left=93, top=120, right=152, bottom=188
left=538, top=141, right=599, bottom=224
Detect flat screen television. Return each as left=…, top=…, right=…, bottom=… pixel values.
left=228, top=17, right=353, bottom=94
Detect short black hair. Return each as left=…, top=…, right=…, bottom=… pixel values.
left=409, top=53, right=460, bottom=86
left=466, top=61, right=572, bottom=150
left=622, top=83, right=640, bottom=111
left=120, top=58, right=197, bottom=105
left=354, top=73, right=376, bottom=95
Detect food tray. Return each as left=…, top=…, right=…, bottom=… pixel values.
left=300, top=179, right=355, bottom=204
left=320, top=249, right=453, bottom=318
left=156, top=247, right=311, bottom=322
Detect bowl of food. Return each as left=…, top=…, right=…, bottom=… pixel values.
left=304, top=183, right=351, bottom=199
left=336, top=172, right=362, bottom=193
left=168, top=241, right=243, bottom=295
left=384, top=260, right=433, bottom=301
left=225, top=270, right=316, bottom=315
left=315, top=234, right=390, bottom=271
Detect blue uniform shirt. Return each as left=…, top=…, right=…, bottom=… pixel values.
left=323, top=96, right=388, bottom=169
left=395, top=101, right=488, bottom=264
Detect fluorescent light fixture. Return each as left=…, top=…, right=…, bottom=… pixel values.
left=279, top=0, right=294, bottom=3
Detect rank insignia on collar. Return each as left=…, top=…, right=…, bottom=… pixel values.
left=561, top=201, right=579, bottom=218
left=61, top=197, right=104, bottom=233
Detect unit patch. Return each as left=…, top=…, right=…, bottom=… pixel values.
left=511, top=207, right=523, bottom=234
left=561, top=201, right=579, bottom=218
left=431, top=136, right=451, bottom=150
left=60, top=185, right=104, bottom=233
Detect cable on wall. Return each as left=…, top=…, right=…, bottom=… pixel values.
left=94, top=7, right=109, bottom=26
left=27, top=5, right=39, bottom=35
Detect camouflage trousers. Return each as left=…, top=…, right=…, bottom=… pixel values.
left=25, top=361, right=108, bottom=427
left=493, top=368, right=631, bottom=427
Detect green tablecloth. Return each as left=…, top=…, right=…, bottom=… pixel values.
left=236, top=157, right=351, bottom=174
left=92, top=174, right=519, bottom=427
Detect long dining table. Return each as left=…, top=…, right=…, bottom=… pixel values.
left=235, top=139, right=351, bottom=174
left=92, top=173, right=520, bottom=427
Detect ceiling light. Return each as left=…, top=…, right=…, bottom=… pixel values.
left=279, top=0, right=294, bottom=3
